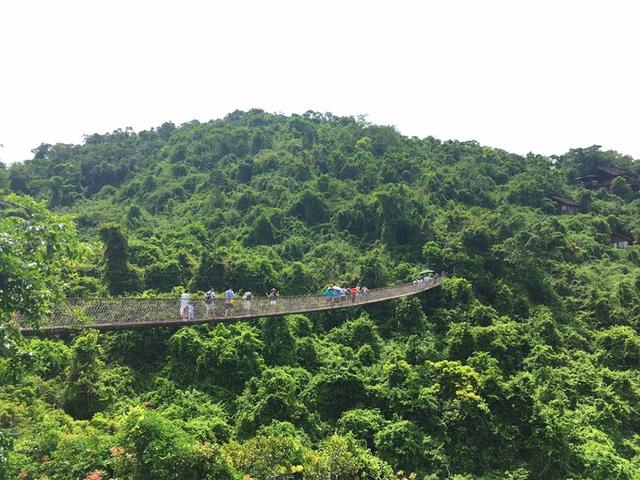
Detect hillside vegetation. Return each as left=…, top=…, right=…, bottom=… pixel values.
left=1, top=110, right=639, bottom=479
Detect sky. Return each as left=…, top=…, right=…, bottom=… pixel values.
left=1, top=0, right=639, bottom=164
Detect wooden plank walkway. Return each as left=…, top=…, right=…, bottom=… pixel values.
left=19, top=276, right=445, bottom=334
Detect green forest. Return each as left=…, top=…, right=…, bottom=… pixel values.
left=1, top=110, right=639, bottom=480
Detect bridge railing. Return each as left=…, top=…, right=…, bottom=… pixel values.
left=20, top=275, right=446, bottom=332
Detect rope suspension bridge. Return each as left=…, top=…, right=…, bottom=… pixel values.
left=19, top=275, right=446, bottom=335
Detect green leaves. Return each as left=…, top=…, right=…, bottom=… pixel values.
left=119, top=406, right=235, bottom=480
left=99, top=223, right=142, bottom=296
left=167, top=324, right=264, bottom=392
left=0, top=194, right=79, bottom=327
left=235, top=367, right=313, bottom=438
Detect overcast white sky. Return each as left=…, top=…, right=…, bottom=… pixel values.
left=0, top=0, right=639, bottom=164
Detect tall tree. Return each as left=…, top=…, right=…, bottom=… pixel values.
left=0, top=194, right=78, bottom=326
left=99, top=223, right=141, bottom=295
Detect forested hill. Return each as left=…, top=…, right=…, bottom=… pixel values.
left=5, top=110, right=640, bottom=299
left=1, top=110, right=640, bottom=479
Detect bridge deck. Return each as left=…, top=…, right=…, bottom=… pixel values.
left=19, top=276, right=444, bottom=334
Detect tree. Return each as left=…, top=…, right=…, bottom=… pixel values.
left=118, top=406, right=235, bottom=480
left=62, top=329, right=104, bottom=419
left=610, top=176, right=632, bottom=200
left=357, top=247, right=389, bottom=288
left=327, top=315, right=382, bottom=357
left=99, top=223, right=141, bottom=295
left=374, top=184, right=422, bottom=247
left=246, top=214, right=276, bottom=245
left=261, top=316, right=297, bottom=365
left=282, top=262, right=318, bottom=294
left=337, top=408, right=386, bottom=449
left=394, top=296, right=427, bottom=332
left=0, top=427, right=12, bottom=480
left=235, top=367, right=313, bottom=437
left=168, top=324, right=264, bottom=392
left=305, top=365, right=367, bottom=420
left=0, top=194, right=79, bottom=326
left=192, top=250, right=226, bottom=291
left=374, top=420, right=435, bottom=475
left=144, top=260, right=185, bottom=292
left=596, top=326, right=640, bottom=369
left=290, top=190, right=328, bottom=225
left=0, top=161, right=9, bottom=192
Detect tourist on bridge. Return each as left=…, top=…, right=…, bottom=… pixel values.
left=180, top=291, right=190, bottom=320
left=267, top=288, right=279, bottom=311
left=242, top=291, right=253, bottom=314
left=324, top=287, right=337, bottom=305
left=349, top=286, right=358, bottom=303
left=339, top=287, right=348, bottom=302
left=187, top=303, right=195, bottom=321
left=224, top=287, right=235, bottom=316
left=204, top=288, right=215, bottom=319
left=361, top=285, right=370, bottom=297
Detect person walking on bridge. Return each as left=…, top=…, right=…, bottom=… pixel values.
left=204, top=288, right=215, bottom=319
left=180, top=291, right=190, bottom=320
left=224, top=287, right=235, bottom=317
left=266, top=288, right=279, bottom=312
left=242, top=291, right=253, bottom=315
left=324, top=287, right=337, bottom=305
left=349, top=286, right=358, bottom=303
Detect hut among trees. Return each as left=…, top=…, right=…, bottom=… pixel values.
left=550, top=196, right=579, bottom=215
left=577, top=166, right=639, bottom=190
left=610, top=231, right=634, bottom=249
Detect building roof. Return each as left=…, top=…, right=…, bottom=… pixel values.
left=610, top=231, right=634, bottom=243
left=551, top=196, right=579, bottom=207
left=597, top=166, right=637, bottom=177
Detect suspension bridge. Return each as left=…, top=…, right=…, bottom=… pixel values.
left=18, top=275, right=446, bottom=334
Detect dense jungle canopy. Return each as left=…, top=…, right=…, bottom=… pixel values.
left=1, top=110, right=639, bottom=480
